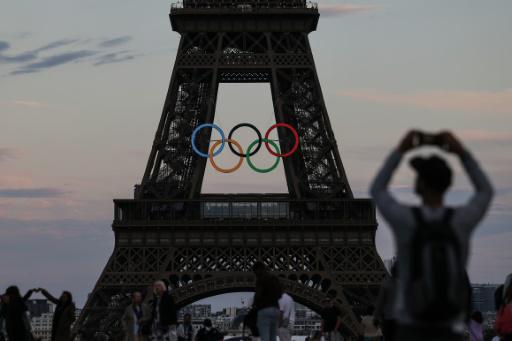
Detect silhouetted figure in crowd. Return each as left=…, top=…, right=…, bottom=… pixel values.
left=36, top=288, right=76, bottom=341
left=252, top=261, right=282, bottom=341
left=177, top=313, right=195, bottom=341
left=277, top=292, right=295, bottom=341
left=469, top=311, right=484, bottom=341
left=123, top=291, right=151, bottom=341
left=0, top=294, right=6, bottom=341
left=360, top=306, right=382, bottom=341
left=370, top=131, right=494, bottom=341
left=151, top=280, right=178, bottom=341
left=195, top=319, right=223, bottom=341
left=320, top=296, right=342, bottom=341
left=374, top=262, right=398, bottom=341
left=1, top=286, right=33, bottom=341
left=496, top=273, right=512, bottom=340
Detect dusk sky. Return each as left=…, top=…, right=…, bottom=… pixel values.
left=1, top=0, right=511, bottom=310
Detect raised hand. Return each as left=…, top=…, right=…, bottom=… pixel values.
left=439, top=131, right=465, bottom=155
left=398, top=130, right=422, bottom=153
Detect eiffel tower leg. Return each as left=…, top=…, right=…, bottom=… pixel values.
left=269, top=33, right=352, bottom=199
left=140, top=32, right=220, bottom=199
left=73, top=246, right=174, bottom=339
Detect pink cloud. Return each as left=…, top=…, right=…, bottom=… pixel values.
left=0, top=99, right=48, bottom=108
left=338, top=89, right=512, bottom=114
left=319, top=4, right=374, bottom=17
left=459, top=129, right=512, bottom=142
left=0, top=147, right=23, bottom=162
left=0, top=174, right=34, bottom=187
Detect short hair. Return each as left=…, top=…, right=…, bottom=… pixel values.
left=203, top=318, right=212, bottom=327
left=153, top=280, right=167, bottom=291
left=410, top=154, right=453, bottom=193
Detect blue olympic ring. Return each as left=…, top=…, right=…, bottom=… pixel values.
left=191, top=123, right=226, bottom=158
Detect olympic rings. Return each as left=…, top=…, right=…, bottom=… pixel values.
left=264, top=123, right=299, bottom=158
left=246, top=138, right=281, bottom=174
left=228, top=123, right=262, bottom=157
left=191, top=122, right=300, bottom=173
left=191, top=123, right=225, bottom=158
left=209, top=139, right=244, bottom=174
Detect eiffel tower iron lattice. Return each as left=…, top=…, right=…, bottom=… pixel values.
left=74, top=1, right=388, bottom=339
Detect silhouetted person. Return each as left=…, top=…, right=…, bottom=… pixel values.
left=38, top=288, right=76, bottom=341
left=195, top=319, right=223, bottom=341
left=320, top=296, right=342, bottom=341
left=496, top=273, right=512, bottom=340
left=469, top=311, right=484, bottom=341
left=277, top=293, right=295, bottom=341
left=123, top=291, right=151, bottom=341
left=374, top=262, right=398, bottom=341
left=0, top=294, right=7, bottom=341
left=252, top=261, right=282, bottom=341
left=151, top=280, right=178, bottom=341
left=2, top=286, right=33, bottom=341
left=177, top=313, right=195, bottom=341
left=370, top=131, right=494, bottom=341
left=360, top=306, right=382, bottom=340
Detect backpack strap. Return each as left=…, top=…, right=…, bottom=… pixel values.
left=412, top=206, right=455, bottom=227
left=411, top=206, right=424, bottom=227
left=443, top=207, right=455, bottom=226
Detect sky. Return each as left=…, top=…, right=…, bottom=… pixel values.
left=1, top=0, right=511, bottom=310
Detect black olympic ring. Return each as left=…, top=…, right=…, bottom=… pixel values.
left=227, top=123, right=263, bottom=157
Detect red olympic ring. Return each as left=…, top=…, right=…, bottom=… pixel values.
left=264, top=123, right=299, bottom=158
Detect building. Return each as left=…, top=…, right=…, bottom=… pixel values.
left=179, top=304, right=212, bottom=320
left=30, top=306, right=82, bottom=341
left=472, top=284, right=499, bottom=313
left=223, top=307, right=237, bottom=318
left=26, top=299, right=53, bottom=318
left=293, top=303, right=321, bottom=335
left=31, top=311, right=54, bottom=341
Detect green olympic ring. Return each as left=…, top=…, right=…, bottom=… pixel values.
left=246, top=138, right=281, bottom=174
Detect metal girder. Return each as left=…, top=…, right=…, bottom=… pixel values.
left=75, top=242, right=387, bottom=339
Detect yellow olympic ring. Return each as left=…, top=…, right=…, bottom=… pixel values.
left=209, top=139, right=244, bottom=174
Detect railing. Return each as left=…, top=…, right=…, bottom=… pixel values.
left=114, top=198, right=375, bottom=225
left=171, top=0, right=318, bottom=11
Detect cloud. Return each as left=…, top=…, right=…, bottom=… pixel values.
left=0, top=39, right=81, bottom=65
left=459, top=129, right=512, bottom=143
left=0, top=188, right=68, bottom=198
left=9, top=50, right=97, bottom=75
left=338, top=89, right=512, bottom=114
left=2, top=36, right=138, bottom=76
left=93, top=51, right=136, bottom=66
left=0, top=41, right=9, bottom=52
left=319, top=4, right=374, bottom=17
left=0, top=148, right=20, bottom=162
left=31, top=39, right=80, bottom=53
left=98, top=36, right=132, bottom=48
left=0, top=51, right=38, bottom=63
left=0, top=99, right=48, bottom=108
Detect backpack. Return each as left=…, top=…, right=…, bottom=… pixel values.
left=496, top=303, right=512, bottom=336
left=405, top=207, right=470, bottom=322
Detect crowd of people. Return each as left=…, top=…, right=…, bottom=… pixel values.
left=0, top=286, right=75, bottom=341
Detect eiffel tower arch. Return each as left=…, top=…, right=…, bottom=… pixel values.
left=74, top=1, right=388, bottom=339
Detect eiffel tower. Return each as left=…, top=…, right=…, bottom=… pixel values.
left=75, top=1, right=387, bottom=339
